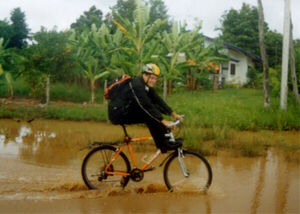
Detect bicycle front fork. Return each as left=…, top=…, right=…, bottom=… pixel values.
left=177, top=148, right=189, bottom=177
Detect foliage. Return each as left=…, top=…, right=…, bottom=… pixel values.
left=0, top=20, right=13, bottom=45
left=69, top=23, right=124, bottom=103
left=147, top=0, right=172, bottom=32
left=111, top=0, right=137, bottom=23
left=0, top=38, right=14, bottom=97
left=111, top=0, right=166, bottom=75
left=265, top=30, right=282, bottom=67
left=8, top=7, right=30, bottom=48
left=108, top=0, right=171, bottom=33
left=269, top=67, right=281, bottom=96
left=185, top=36, right=228, bottom=90
left=23, top=28, right=74, bottom=98
left=70, top=6, right=104, bottom=33
left=246, top=67, right=261, bottom=88
left=294, top=40, right=300, bottom=86
left=218, top=3, right=262, bottom=55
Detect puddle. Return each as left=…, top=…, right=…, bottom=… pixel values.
left=0, top=119, right=299, bottom=213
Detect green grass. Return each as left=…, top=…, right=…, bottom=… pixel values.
left=0, top=79, right=105, bottom=103
left=1, top=86, right=299, bottom=129
left=167, top=88, right=300, bottom=130
left=0, top=104, right=108, bottom=121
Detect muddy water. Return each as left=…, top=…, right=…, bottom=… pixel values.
left=0, top=119, right=299, bottom=213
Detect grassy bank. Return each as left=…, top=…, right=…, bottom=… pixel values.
left=181, top=126, right=300, bottom=162
left=0, top=79, right=105, bottom=103
left=0, top=87, right=299, bottom=130
left=168, top=89, right=300, bottom=130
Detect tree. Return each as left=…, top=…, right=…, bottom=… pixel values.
left=265, top=30, right=283, bottom=67
left=0, top=20, right=14, bottom=45
left=111, top=0, right=136, bottom=23
left=111, top=0, right=166, bottom=75
left=107, top=0, right=171, bottom=33
left=69, top=23, right=126, bottom=104
left=0, top=38, right=14, bottom=97
left=147, top=0, right=172, bottom=32
left=27, top=28, right=73, bottom=105
left=71, top=6, right=103, bottom=33
left=289, top=21, right=299, bottom=103
left=218, top=3, right=265, bottom=55
left=157, top=22, right=214, bottom=99
left=9, top=8, right=30, bottom=48
left=257, top=0, right=270, bottom=108
left=185, top=36, right=228, bottom=92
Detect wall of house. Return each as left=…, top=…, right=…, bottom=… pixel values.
left=220, top=49, right=254, bottom=85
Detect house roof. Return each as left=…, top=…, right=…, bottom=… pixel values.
left=223, top=42, right=261, bottom=62
left=203, top=35, right=261, bottom=62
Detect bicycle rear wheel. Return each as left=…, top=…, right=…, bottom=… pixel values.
left=163, top=150, right=212, bottom=192
left=81, top=145, right=131, bottom=190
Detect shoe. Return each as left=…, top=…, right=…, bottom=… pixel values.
left=166, top=138, right=183, bottom=150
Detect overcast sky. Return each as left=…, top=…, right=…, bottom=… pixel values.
left=0, top=0, right=299, bottom=39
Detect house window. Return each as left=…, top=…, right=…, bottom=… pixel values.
left=230, top=63, right=236, bottom=75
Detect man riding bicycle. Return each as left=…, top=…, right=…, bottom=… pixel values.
left=108, top=63, right=183, bottom=153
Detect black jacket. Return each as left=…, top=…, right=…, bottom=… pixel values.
left=128, top=76, right=173, bottom=122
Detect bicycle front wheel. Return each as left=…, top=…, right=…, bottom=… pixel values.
left=81, top=145, right=131, bottom=190
left=164, top=150, right=212, bottom=192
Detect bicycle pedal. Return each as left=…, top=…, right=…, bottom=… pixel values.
left=144, top=166, right=155, bottom=172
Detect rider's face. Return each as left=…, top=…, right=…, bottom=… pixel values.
left=146, top=74, right=158, bottom=87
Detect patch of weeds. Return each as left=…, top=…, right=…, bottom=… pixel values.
left=238, top=137, right=266, bottom=157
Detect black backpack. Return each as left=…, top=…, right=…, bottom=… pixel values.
left=104, top=74, right=132, bottom=100
left=106, top=75, right=133, bottom=125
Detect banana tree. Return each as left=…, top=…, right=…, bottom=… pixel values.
left=111, top=0, right=165, bottom=75
left=69, top=23, right=126, bottom=104
left=155, top=22, right=204, bottom=100
left=0, top=38, right=14, bottom=98
left=185, top=38, right=228, bottom=91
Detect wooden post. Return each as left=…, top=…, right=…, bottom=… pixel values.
left=103, top=79, right=107, bottom=104
left=258, top=0, right=270, bottom=108
left=289, top=20, right=299, bottom=103
left=91, top=79, right=95, bottom=104
left=46, top=75, right=50, bottom=106
left=280, top=0, right=291, bottom=110
left=163, top=77, right=167, bottom=101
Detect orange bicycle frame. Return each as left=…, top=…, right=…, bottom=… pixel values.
left=104, top=135, right=161, bottom=176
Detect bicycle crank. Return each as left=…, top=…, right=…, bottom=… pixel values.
left=130, top=168, right=144, bottom=182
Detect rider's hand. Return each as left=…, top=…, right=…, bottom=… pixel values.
left=171, top=112, right=183, bottom=121
left=161, top=119, right=174, bottom=128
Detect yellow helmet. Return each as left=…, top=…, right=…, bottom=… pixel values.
left=142, top=64, right=160, bottom=76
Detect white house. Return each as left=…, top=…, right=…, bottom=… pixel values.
left=204, top=36, right=261, bottom=86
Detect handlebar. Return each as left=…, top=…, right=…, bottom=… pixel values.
left=166, top=115, right=184, bottom=128
left=167, top=119, right=181, bottom=128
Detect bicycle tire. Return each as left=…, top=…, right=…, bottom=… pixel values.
left=163, top=150, right=212, bottom=192
left=81, top=145, right=131, bottom=190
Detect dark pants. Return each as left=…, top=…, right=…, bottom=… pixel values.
left=110, top=104, right=169, bottom=152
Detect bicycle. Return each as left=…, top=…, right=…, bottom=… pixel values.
left=81, top=120, right=212, bottom=192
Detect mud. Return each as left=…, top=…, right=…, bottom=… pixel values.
left=0, top=119, right=299, bottom=213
